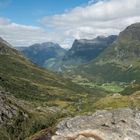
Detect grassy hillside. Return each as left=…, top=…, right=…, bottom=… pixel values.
left=1, top=22, right=140, bottom=140
left=0, top=39, right=113, bottom=139
left=0, top=41, right=90, bottom=104
left=92, top=91, right=140, bottom=111
left=0, top=40, right=86, bottom=139
left=0, top=89, right=67, bottom=140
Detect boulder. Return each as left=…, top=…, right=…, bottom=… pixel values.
left=52, top=108, right=140, bottom=140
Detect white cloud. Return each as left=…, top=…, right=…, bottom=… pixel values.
left=0, top=18, right=55, bottom=46
left=1, top=0, right=140, bottom=48
left=41, top=0, right=140, bottom=47
left=0, top=17, right=74, bottom=48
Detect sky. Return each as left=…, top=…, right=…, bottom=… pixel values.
left=0, top=0, right=140, bottom=48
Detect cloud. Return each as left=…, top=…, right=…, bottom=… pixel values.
left=41, top=0, right=140, bottom=47
left=0, top=18, right=55, bottom=46
left=1, top=0, right=140, bottom=48
left=0, top=17, right=73, bottom=48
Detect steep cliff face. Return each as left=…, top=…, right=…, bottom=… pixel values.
left=61, top=35, right=117, bottom=70
left=52, top=108, right=140, bottom=140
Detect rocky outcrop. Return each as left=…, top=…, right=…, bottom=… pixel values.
left=0, top=91, right=18, bottom=125
left=0, top=90, right=28, bottom=126
left=52, top=108, right=140, bottom=140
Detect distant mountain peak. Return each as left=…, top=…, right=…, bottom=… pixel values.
left=18, top=42, right=67, bottom=71
left=30, top=42, right=62, bottom=49
left=42, top=42, right=59, bottom=46
left=60, top=35, right=117, bottom=71
left=70, top=35, right=117, bottom=52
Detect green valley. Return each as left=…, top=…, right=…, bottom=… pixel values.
left=0, top=23, right=140, bottom=140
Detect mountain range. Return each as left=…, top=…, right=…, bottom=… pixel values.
left=60, top=35, right=117, bottom=70
left=18, top=42, right=66, bottom=71
left=17, top=35, right=117, bottom=72
left=1, top=23, right=140, bottom=140
left=0, top=36, right=109, bottom=139
left=71, top=23, right=140, bottom=83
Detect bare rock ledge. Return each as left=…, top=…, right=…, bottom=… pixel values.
left=52, top=108, right=140, bottom=140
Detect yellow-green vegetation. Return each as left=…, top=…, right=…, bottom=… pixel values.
left=0, top=40, right=108, bottom=140
left=69, top=23, right=140, bottom=83
left=0, top=41, right=90, bottom=104
left=72, top=76, right=125, bottom=93
left=1, top=34, right=140, bottom=140
left=0, top=91, right=68, bottom=140
left=93, top=92, right=140, bottom=111
left=100, top=83, right=124, bottom=92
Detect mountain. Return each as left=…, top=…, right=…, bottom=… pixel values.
left=0, top=37, right=113, bottom=139
left=0, top=37, right=93, bottom=139
left=72, top=23, right=140, bottom=83
left=0, top=88, right=70, bottom=140
left=60, top=35, right=117, bottom=70
left=18, top=42, right=67, bottom=71
left=16, top=36, right=117, bottom=72
left=0, top=37, right=12, bottom=47
left=0, top=37, right=91, bottom=104
left=1, top=25, right=140, bottom=140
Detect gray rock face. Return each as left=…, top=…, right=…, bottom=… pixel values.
left=0, top=91, right=18, bottom=125
left=0, top=91, right=28, bottom=127
left=52, top=108, right=140, bottom=140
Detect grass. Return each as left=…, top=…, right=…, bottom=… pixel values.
left=0, top=47, right=90, bottom=103
left=67, top=38, right=140, bottom=84
left=101, top=83, right=124, bottom=92
left=0, top=91, right=68, bottom=140
left=72, top=77, right=125, bottom=93
left=92, top=92, right=140, bottom=111
left=0, top=41, right=110, bottom=139
left=1, top=39, right=140, bottom=140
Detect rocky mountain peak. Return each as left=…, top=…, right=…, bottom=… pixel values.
left=71, top=35, right=117, bottom=50
left=62, top=35, right=117, bottom=65
left=29, top=42, right=62, bottom=50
